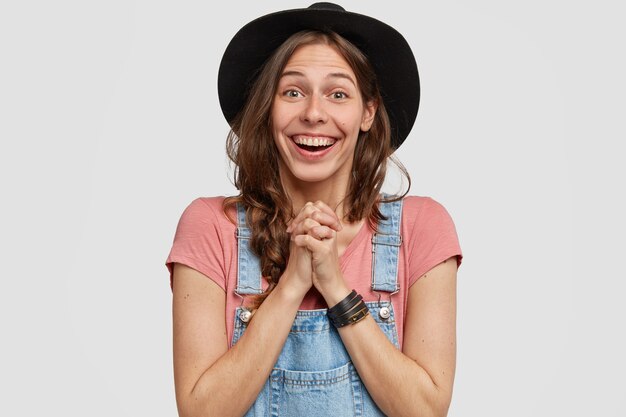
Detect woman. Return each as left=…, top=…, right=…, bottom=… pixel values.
left=165, top=3, right=462, bottom=416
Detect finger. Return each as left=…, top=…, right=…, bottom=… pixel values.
left=293, top=234, right=311, bottom=248
left=313, top=201, right=343, bottom=230
left=292, top=211, right=338, bottom=232
left=294, top=234, right=331, bottom=257
left=293, top=234, right=324, bottom=251
left=312, top=200, right=338, bottom=219
left=309, top=225, right=335, bottom=240
left=287, top=203, right=318, bottom=233
left=291, top=218, right=322, bottom=236
left=288, top=203, right=342, bottom=233
left=309, top=210, right=342, bottom=232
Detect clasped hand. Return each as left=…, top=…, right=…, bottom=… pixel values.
left=284, top=201, right=345, bottom=298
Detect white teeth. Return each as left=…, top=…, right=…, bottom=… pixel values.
left=293, top=135, right=336, bottom=147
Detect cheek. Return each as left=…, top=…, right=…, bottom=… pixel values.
left=270, top=101, right=284, bottom=128
left=339, top=109, right=365, bottom=131
left=272, top=130, right=283, bottom=151
left=270, top=112, right=282, bottom=141
left=272, top=110, right=290, bottom=136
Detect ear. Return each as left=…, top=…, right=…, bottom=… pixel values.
left=360, top=99, right=378, bottom=132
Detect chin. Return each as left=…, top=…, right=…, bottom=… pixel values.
left=292, top=171, right=332, bottom=184
left=283, top=164, right=332, bottom=183
left=295, top=165, right=353, bottom=186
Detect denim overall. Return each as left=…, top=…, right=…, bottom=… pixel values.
left=232, top=198, right=403, bottom=416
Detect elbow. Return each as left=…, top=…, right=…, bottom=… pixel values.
left=176, top=388, right=211, bottom=417
left=416, top=365, right=454, bottom=417
left=432, top=401, right=452, bottom=417
left=424, top=384, right=453, bottom=417
left=177, top=388, right=245, bottom=417
left=175, top=391, right=195, bottom=417
left=401, top=382, right=452, bottom=417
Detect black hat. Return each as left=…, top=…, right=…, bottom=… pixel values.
left=218, top=2, right=419, bottom=150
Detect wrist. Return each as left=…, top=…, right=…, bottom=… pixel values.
left=275, top=276, right=309, bottom=306
left=326, top=289, right=370, bottom=328
left=321, top=283, right=352, bottom=308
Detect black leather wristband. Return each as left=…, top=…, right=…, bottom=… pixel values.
left=328, top=289, right=357, bottom=315
left=332, top=301, right=370, bottom=328
left=331, top=294, right=363, bottom=318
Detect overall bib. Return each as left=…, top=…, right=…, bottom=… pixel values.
left=232, top=198, right=403, bottom=417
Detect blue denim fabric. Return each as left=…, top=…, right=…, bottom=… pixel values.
left=371, top=198, right=403, bottom=293
left=233, top=198, right=403, bottom=416
left=235, top=206, right=263, bottom=295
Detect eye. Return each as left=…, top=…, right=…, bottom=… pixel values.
left=283, top=89, right=303, bottom=98
left=331, top=91, right=348, bottom=100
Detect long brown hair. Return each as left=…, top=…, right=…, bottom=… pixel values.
left=224, top=30, right=410, bottom=308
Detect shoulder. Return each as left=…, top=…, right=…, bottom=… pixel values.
left=400, top=194, right=461, bottom=253
left=184, top=195, right=226, bottom=213
left=166, top=196, right=240, bottom=291
left=401, top=194, right=448, bottom=211
left=400, top=195, right=456, bottom=227
left=177, top=196, right=237, bottom=232
left=399, top=195, right=463, bottom=283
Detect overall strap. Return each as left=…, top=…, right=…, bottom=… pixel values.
left=235, top=202, right=263, bottom=295
left=371, top=195, right=403, bottom=293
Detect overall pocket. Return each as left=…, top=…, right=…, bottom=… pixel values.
left=270, top=361, right=362, bottom=417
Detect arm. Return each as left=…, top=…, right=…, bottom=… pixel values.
left=325, top=257, right=458, bottom=417
left=172, top=263, right=307, bottom=417
left=286, top=199, right=459, bottom=416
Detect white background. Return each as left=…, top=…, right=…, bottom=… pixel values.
left=1, top=0, right=624, bottom=415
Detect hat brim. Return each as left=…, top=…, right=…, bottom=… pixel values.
left=218, top=5, right=419, bottom=150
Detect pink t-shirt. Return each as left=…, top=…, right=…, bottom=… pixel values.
left=165, top=196, right=462, bottom=349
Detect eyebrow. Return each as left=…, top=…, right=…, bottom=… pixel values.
left=280, top=70, right=356, bottom=87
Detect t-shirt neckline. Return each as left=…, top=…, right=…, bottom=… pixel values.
left=339, top=219, right=371, bottom=267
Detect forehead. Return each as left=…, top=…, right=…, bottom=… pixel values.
left=283, top=43, right=355, bottom=74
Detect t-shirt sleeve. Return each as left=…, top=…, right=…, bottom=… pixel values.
left=406, top=197, right=463, bottom=286
left=165, top=198, right=228, bottom=292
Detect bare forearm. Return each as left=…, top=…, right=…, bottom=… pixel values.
left=338, top=316, right=451, bottom=417
left=180, top=283, right=303, bottom=417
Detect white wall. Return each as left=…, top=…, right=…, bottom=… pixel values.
left=1, top=0, right=624, bottom=415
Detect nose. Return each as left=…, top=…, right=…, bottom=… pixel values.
left=300, top=95, right=327, bottom=124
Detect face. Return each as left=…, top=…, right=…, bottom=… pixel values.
left=271, top=43, right=377, bottom=187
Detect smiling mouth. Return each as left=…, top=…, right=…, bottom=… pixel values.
left=292, top=135, right=337, bottom=152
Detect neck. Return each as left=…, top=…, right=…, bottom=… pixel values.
left=279, top=168, right=351, bottom=221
